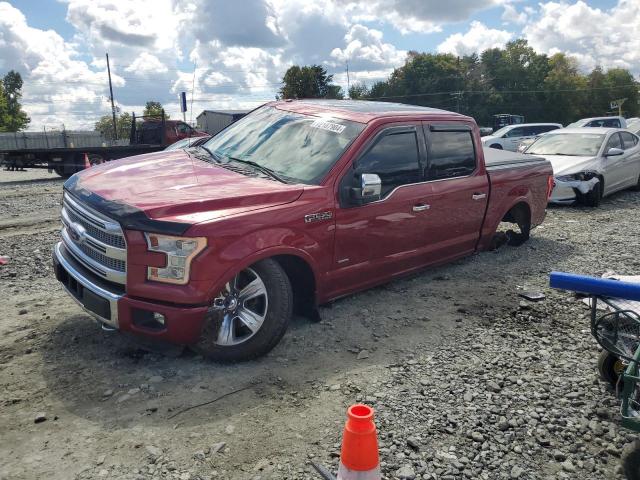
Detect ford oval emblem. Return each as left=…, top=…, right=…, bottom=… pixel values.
left=69, top=222, right=87, bottom=244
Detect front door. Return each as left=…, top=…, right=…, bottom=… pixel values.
left=331, top=125, right=430, bottom=295
left=603, top=132, right=630, bottom=194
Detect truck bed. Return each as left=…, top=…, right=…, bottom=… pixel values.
left=483, top=147, right=547, bottom=170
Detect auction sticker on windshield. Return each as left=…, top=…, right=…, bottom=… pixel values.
left=310, top=119, right=346, bottom=134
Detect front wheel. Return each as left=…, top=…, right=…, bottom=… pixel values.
left=489, top=144, right=503, bottom=150
left=622, top=441, right=640, bottom=480
left=581, top=180, right=602, bottom=207
left=192, top=259, right=293, bottom=362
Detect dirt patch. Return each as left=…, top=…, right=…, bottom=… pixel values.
left=1, top=168, right=639, bottom=479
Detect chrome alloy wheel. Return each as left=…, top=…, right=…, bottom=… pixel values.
left=210, top=267, right=268, bottom=346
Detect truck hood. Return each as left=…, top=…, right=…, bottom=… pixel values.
left=534, top=154, right=601, bottom=176
left=68, top=150, right=305, bottom=227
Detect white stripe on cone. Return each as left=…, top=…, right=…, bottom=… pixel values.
left=337, top=463, right=381, bottom=480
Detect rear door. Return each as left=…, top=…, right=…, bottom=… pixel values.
left=420, top=123, right=490, bottom=259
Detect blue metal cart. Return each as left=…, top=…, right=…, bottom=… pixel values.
left=550, top=272, right=640, bottom=479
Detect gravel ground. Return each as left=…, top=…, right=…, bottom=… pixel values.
left=1, top=168, right=640, bottom=480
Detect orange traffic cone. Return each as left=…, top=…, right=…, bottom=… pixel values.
left=337, top=404, right=381, bottom=480
left=84, top=153, right=91, bottom=169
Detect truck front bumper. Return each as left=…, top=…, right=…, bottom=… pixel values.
left=52, top=242, right=208, bottom=344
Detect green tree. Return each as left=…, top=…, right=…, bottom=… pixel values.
left=279, top=65, right=344, bottom=99
left=604, top=68, right=639, bottom=118
left=0, top=70, right=30, bottom=131
left=94, top=111, right=133, bottom=140
left=542, top=53, right=588, bottom=125
left=348, top=82, right=369, bottom=99
left=143, top=101, right=167, bottom=119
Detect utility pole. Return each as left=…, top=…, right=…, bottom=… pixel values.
left=346, top=61, right=350, bottom=97
left=106, top=53, right=118, bottom=140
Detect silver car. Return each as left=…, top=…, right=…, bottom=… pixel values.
left=524, top=128, right=640, bottom=206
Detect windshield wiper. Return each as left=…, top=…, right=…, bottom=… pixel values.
left=195, top=145, right=222, bottom=163
left=226, top=156, right=288, bottom=184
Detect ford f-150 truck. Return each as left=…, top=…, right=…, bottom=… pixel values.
left=52, top=100, right=553, bottom=361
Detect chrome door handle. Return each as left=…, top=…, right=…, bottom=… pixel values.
left=472, top=193, right=486, bottom=200
left=413, top=204, right=430, bottom=212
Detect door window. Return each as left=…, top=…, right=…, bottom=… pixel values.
left=603, top=118, right=622, bottom=128
left=427, top=131, right=476, bottom=180
left=605, top=133, right=623, bottom=151
left=620, top=132, right=639, bottom=149
left=355, top=130, right=422, bottom=197
left=176, top=123, right=192, bottom=134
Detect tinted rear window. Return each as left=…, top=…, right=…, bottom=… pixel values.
left=427, top=131, right=476, bottom=180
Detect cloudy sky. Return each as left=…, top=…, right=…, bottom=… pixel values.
left=0, top=0, right=637, bottom=129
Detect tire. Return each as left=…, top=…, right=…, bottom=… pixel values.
left=633, top=173, right=640, bottom=192
left=581, top=179, right=602, bottom=207
left=192, top=259, right=293, bottom=362
left=54, top=165, right=73, bottom=178
left=490, top=144, right=503, bottom=150
left=622, top=441, right=640, bottom=480
left=597, top=350, right=624, bottom=388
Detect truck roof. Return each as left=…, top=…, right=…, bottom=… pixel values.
left=271, top=99, right=469, bottom=124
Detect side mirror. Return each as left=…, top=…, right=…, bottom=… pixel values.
left=349, top=173, right=381, bottom=205
left=606, top=147, right=624, bottom=157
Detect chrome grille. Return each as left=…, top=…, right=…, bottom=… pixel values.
left=60, top=193, right=127, bottom=285
left=64, top=204, right=126, bottom=249
left=78, top=242, right=126, bottom=272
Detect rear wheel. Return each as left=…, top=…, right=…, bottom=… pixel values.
left=192, top=259, right=293, bottom=362
left=622, top=441, right=640, bottom=480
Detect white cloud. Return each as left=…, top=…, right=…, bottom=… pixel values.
left=437, top=21, right=513, bottom=56
left=330, top=24, right=406, bottom=71
left=0, top=2, right=113, bottom=128
left=124, top=52, right=168, bottom=76
left=345, top=0, right=502, bottom=34
left=502, top=3, right=529, bottom=25
left=524, top=0, right=640, bottom=74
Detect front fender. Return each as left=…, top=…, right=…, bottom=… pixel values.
left=196, top=228, right=324, bottom=303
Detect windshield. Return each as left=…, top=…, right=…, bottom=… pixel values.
left=203, top=106, right=365, bottom=184
left=526, top=133, right=605, bottom=156
left=491, top=126, right=512, bottom=137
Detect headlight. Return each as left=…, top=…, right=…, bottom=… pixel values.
left=145, top=233, right=207, bottom=284
left=556, top=172, right=590, bottom=182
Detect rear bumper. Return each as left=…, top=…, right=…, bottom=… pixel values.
left=53, top=242, right=208, bottom=344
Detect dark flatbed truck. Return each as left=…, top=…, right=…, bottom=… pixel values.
left=0, top=114, right=208, bottom=178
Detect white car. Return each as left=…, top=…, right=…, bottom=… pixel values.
left=627, top=118, right=640, bottom=136
left=482, top=123, right=562, bottom=151
left=523, top=128, right=640, bottom=206
left=566, top=116, right=627, bottom=129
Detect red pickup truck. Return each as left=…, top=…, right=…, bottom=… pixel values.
left=53, top=100, right=553, bottom=361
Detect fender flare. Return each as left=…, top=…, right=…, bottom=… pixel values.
left=204, top=243, right=322, bottom=302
